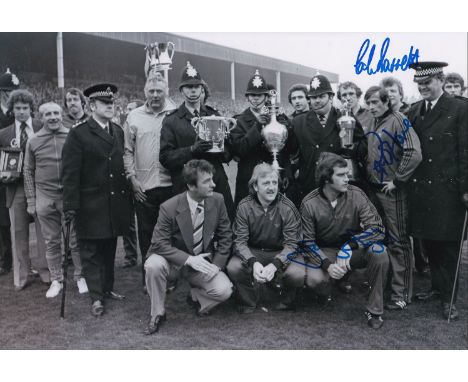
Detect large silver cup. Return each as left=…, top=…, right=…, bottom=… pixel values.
left=191, top=116, right=236, bottom=153
left=337, top=110, right=359, bottom=182
left=144, top=41, right=175, bottom=75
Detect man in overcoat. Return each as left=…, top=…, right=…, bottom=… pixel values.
left=62, top=83, right=133, bottom=317
left=407, top=61, right=468, bottom=320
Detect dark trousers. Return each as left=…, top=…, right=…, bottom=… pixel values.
left=135, top=186, right=173, bottom=260
left=0, top=225, right=12, bottom=270
left=123, top=213, right=139, bottom=262
left=420, top=240, right=459, bottom=303
left=79, top=238, right=118, bottom=302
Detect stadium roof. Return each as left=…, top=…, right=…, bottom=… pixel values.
left=85, top=32, right=339, bottom=82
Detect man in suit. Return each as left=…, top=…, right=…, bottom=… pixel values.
left=407, top=62, right=468, bottom=320
left=144, top=159, right=233, bottom=335
left=290, top=74, right=367, bottom=203
left=62, top=83, right=133, bottom=317
left=0, top=69, right=19, bottom=277
left=159, top=62, right=235, bottom=222
left=0, top=89, right=49, bottom=289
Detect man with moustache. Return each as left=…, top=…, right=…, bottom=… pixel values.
left=337, top=81, right=374, bottom=133
left=287, top=84, right=310, bottom=118
left=23, top=102, right=88, bottom=298
left=290, top=74, right=366, bottom=202
left=0, top=89, right=49, bottom=289
left=364, top=86, right=422, bottom=310
left=407, top=62, right=468, bottom=320
left=230, top=70, right=294, bottom=206
left=124, top=76, right=175, bottom=269
left=160, top=62, right=235, bottom=222
left=380, top=77, right=411, bottom=115
left=62, top=88, right=88, bottom=129
left=62, top=83, right=133, bottom=317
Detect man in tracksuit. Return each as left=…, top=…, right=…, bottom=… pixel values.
left=364, top=86, right=422, bottom=310
left=23, top=102, right=88, bottom=298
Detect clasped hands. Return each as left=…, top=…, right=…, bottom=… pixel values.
left=327, top=244, right=352, bottom=280
left=185, top=252, right=220, bottom=280
left=252, top=262, right=277, bottom=283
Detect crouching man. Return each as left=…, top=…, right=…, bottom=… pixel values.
left=300, top=153, right=389, bottom=329
left=144, top=160, right=233, bottom=335
left=227, top=163, right=301, bottom=313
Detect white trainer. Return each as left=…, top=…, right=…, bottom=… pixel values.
left=46, top=280, right=63, bottom=298
left=77, top=278, right=89, bottom=294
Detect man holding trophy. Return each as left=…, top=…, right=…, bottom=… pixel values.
left=159, top=62, right=235, bottom=222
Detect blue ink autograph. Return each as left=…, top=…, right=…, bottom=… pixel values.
left=366, top=118, right=413, bottom=184
left=339, top=228, right=387, bottom=259
left=286, top=240, right=323, bottom=269
left=354, top=37, right=420, bottom=76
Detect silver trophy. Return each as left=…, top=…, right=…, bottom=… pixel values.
left=144, top=41, right=175, bottom=76
left=191, top=116, right=237, bottom=153
left=337, top=101, right=359, bottom=182
left=261, top=90, right=288, bottom=170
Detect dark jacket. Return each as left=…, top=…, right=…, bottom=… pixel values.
left=230, top=108, right=294, bottom=206
left=148, top=191, right=232, bottom=270
left=290, top=107, right=367, bottom=199
left=407, top=93, right=468, bottom=241
left=61, top=117, right=132, bottom=240
left=0, top=108, right=14, bottom=129
left=0, top=119, right=43, bottom=208
left=159, top=103, right=235, bottom=221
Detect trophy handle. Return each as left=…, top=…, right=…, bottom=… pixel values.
left=191, top=116, right=201, bottom=130
left=224, top=117, right=237, bottom=132
left=167, top=42, right=175, bottom=60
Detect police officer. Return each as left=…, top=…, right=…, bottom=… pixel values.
left=159, top=62, right=235, bottom=222
left=62, top=83, right=133, bottom=317
left=407, top=62, right=468, bottom=320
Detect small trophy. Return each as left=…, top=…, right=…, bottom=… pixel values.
left=144, top=41, right=175, bottom=76
left=0, top=138, right=24, bottom=180
left=191, top=116, right=237, bottom=153
left=337, top=101, right=359, bottom=182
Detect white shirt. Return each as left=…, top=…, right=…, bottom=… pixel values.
left=186, top=193, right=204, bottom=225
left=426, top=92, right=443, bottom=110
left=15, top=117, right=34, bottom=146
left=93, top=117, right=109, bottom=131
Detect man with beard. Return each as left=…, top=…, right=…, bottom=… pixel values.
left=160, top=62, right=235, bottom=222
left=23, top=102, right=88, bottom=298
left=380, top=77, right=411, bottom=115
left=62, top=88, right=88, bottom=129
left=407, top=61, right=468, bottom=320
left=290, top=74, right=366, bottom=202
left=62, top=83, right=133, bottom=317
left=230, top=70, right=294, bottom=206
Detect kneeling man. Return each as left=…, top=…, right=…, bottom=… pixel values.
left=300, top=153, right=389, bottom=329
left=227, top=163, right=301, bottom=313
left=144, top=159, right=233, bottom=334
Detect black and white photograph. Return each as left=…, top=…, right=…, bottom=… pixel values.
left=1, top=1, right=466, bottom=380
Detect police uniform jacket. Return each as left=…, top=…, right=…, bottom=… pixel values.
left=230, top=108, right=294, bottom=206
left=407, top=93, right=468, bottom=241
left=290, top=107, right=367, bottom=198
left=159, top=103, right=235, bottom=221
left=61, top=117, right=132, bottom=240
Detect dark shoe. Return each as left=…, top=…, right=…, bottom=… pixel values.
left=104, top=291, right=125, bottom=300
left=274, top=302, right=297, bottom=312
left=91, top=300, right=104, bottom=317
left=166, top=279, right=178, bottom=293
left=442, top=303, right=459, bottom=321
left=0, top=267, right=11, bottom=276
left=365, top=311, right=384, bottom=329
left=29, top=267, right=39, bottom=278
left=385, top=300, right=408, bottom=311
left=144, top=314, right=166, bottom=335
left=415, top=290, right=440, bottom=302
left=122, top=259, right=136, bottom=268
left=337, top=282, right=353, bottom=294
left=237, top=305, right=256, bottom=314
left=186, top=294, right=198, bottom=309
left=317, top=294, right=333, bottom=307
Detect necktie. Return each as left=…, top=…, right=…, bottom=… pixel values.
left=193, top=109, right=200, bottom=118
left=192, top=202, right=204, bottom=256
left=425, top=101, right=432, bottom=116
left=105, top=124, right=113, bottom=136
left=318, top=114, right=326, bottom=127
left=20, top=122, right=28, bottom=151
